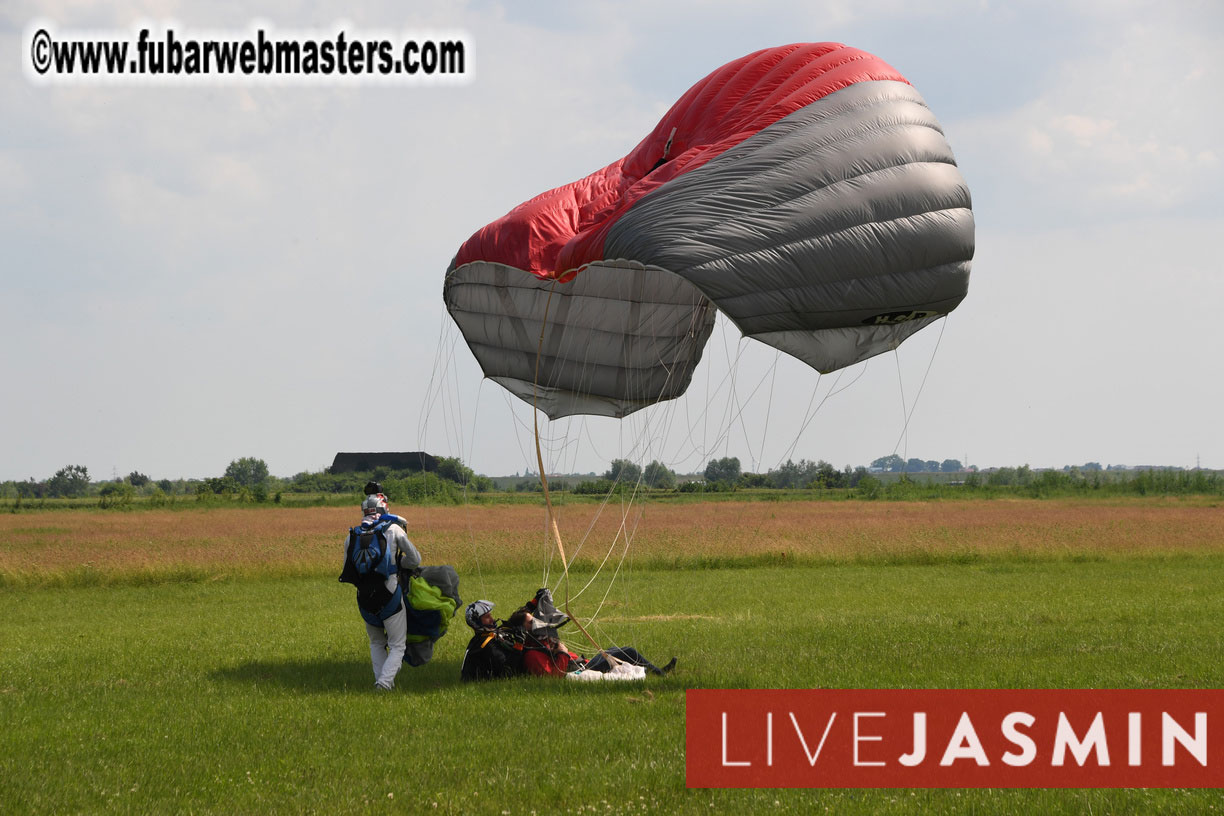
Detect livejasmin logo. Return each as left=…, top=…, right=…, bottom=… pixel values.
left=685, top=689, right=1223, bottom=788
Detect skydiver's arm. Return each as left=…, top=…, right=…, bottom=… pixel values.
left=389, top=526, right=421, bottom=571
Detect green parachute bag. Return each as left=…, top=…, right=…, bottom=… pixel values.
left=401, top=566, right=461, bottom=667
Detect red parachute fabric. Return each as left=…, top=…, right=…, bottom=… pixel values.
left=452, top=43, right=907, bottom=282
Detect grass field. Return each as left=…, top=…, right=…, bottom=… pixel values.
left=2, top=498, right=1223, bottom=814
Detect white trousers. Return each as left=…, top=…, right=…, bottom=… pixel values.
left=365, top=606, right=408, bottom=690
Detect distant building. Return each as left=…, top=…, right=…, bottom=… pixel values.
left=329, top=452, right=439, bottom=474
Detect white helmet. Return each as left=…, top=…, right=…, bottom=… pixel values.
left=361, top=493, right=388, bottom=516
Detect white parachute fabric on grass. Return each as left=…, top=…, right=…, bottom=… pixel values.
left=565, top=663, right=648, bottom=682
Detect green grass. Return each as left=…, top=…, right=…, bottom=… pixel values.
left=3, top=557, right=1224, bottom=814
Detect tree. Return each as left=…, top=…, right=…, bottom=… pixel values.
left=770, top=459, right=803, bottom=489
left=127, top=471, right=150, bottom=487
left=704, top=456, right=741, bottom=485
left=16, top=478, right=46, bottom=499
left=224, top=457, right=269, bottom=489
left=199, top=476, right=240, bottom=495
left=812, top=460, right=842, bottom=489
left=515, top=478, right=544, bottom=493
left=642, top=460, right=676, bottom=489
left=738, top=472, right=772, bottom=488
left=856, top=475, right=882, bottom=499
left=47, top=465, right=90, bottom=498
left=436, top=456, right=476, bottom=486
left=987, top=467, right=1017, bottom=486
left=871, top=454, right=905, bottom=473
left=940, top=459, right=962, bottom=473
left=604, top=458, right=642, bottom=483
left=98, top=481, right=134, bottom=508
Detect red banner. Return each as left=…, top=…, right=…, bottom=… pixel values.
left=686, top=689, right=1224, bottom=788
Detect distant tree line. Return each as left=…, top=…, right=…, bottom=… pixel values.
left=560, top=453, right=1224, bottom=500
left=869, top=455, right=965, bottom=473
left=1, top=454, right=493, bottom=508
left=569, top=455, right=911, bottom=494
left=5, top=453, right=1223, bottom=508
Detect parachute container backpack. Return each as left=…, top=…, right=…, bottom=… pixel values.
left=339, top=520, right=402, bottom=627
left=444, top=43, right=974, bottom=418
left=400, top=565, right=462, bottom=667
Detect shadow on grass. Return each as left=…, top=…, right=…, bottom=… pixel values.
left=210, top=653, right=484, bottom=695
left=211, top=657, right=374, bottom=693
left=211, top=656, right=685, bottom=697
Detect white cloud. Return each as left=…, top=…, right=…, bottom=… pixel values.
left=955, top=8, right=1223, bottom=222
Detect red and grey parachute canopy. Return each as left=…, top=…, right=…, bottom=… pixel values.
left=444, top=43, right=974, bottom=419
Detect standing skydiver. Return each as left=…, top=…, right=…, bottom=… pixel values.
left=339, top=486, right=421, bottom=690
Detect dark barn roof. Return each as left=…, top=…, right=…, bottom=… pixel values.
left=329, top=452, right=439, bottom=474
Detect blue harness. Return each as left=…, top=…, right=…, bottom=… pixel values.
left=341, top=518, right=404, bottom=626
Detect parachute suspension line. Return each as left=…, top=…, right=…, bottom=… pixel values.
left=461, top=376, right=490, bottom=600
left=775, top=361, right=871, bottom=467
left=756, top=349, right=782, bottom=473
left=550, top=290, right=699, bottom=618
left=530, top=279, right=609, bottom=660
left=556, top=416, right=645, bottom=588
left=670, top=318, right=751, bottom=472
left=415, top=316, right=450, bottom=550
left=556, top=474, right=623, bottom=592
left=422, top=317, right=495, bottom=599
left=776, top=372, right=827, bottom=467
left=488, top=388, right=553, bottom=585
left=700, top=341, right=782, bottom=469
left=418, top=317, right=469, bottom=556
left=580, top=492, right=642, bottom=624
left=560, top=303, right=706, bottom=610
left=540, top=421, right=584, bottom=591
left=568, top=464, right=646, bottom=604
left=890, top=316, right=949, bottom=461
left=701, top=315, right=713, bottom=470
left=893, top=348, right=910, bottom=464
left=717, top=321, right=741, bottom=462
left=731, top=337, right=761, bottom=470
left=436, top=325, right=470, bottom=476
left=670, top=316, right=744, bottom=470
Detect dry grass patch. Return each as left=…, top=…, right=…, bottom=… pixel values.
left=1, top=497, right=1222, bottom=583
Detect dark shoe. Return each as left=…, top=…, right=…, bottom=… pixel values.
left=661, top=657, right=677, bottom=675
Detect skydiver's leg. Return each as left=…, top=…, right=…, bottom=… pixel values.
left=592, top=647, right=668, bottom=675
left=366, top=620, right=391, bottom=688
left=377, top=607, right=409, bottom=687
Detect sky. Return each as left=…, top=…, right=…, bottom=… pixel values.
left=2, top=0, right=1222, bottom=482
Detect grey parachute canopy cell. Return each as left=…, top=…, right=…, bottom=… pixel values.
left=445, top=43, right=974, bottom=420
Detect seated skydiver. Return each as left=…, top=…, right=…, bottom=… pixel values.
left=507, top=589, right=677, bottom=678
left=459, top=600, right=526, bottom=681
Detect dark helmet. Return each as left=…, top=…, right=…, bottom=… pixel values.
left=465, top=600, right=495, bottom=631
